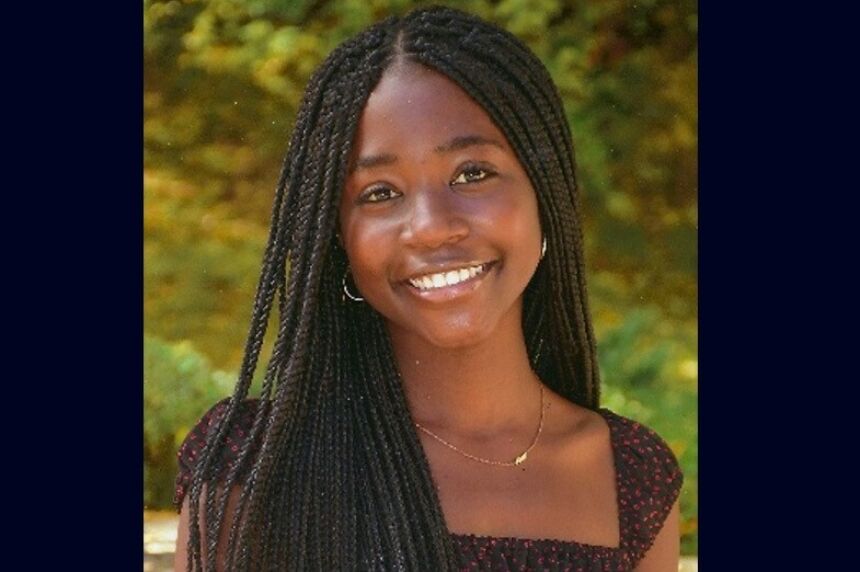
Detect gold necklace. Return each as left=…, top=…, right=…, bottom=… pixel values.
left=414, top=385, right=545, bottom=467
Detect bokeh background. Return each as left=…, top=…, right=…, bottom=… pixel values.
left=144, top=0, right=698, bottom=558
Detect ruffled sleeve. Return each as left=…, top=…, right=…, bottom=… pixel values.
left=601, top=409, right=684, bottom=567
left=173, top=397, right=262, bottom=512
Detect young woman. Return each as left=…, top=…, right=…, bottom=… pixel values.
left=174, top=6, right=683, bottom=571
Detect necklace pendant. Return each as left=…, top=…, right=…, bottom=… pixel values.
left=514, top=452, right=528, bottom=466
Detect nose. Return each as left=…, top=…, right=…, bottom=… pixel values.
left=401, top=186, right=469, bottom=249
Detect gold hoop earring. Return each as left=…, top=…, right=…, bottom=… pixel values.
left=342, top=267, right=364, bottom=303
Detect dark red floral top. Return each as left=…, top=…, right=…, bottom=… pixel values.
left=175, top=399, right=683, bottom=571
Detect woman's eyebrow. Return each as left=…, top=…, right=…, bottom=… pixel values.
left=350, top=153, right=397, bottom=174
left=349, top=134, right=505, bottom=174
left=434, top=134, right=505, bottom=154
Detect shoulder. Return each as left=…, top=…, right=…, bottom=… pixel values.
left=542, top=393, right=683, bottom=488
left=598, top=408, right=684, bottom=564
left=599, top=408, right=683, bottom=482
left=173, top=397, right=263, bottom=511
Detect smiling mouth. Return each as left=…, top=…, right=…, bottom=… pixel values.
left=405, top=261, right=496, bottom=291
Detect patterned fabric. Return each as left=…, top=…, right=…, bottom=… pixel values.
left=172, top=398, right=262, bottom=510
left=175, top=398, right=683, bottom=571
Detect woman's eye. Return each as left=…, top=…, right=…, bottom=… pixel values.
left=451, top=165, right=494, bottom=186
left=359, top=186, right=400, bottom=203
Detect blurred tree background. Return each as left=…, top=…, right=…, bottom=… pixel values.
left=144, top=0, right=698, bottom=555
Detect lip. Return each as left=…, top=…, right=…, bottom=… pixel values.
left=400, top=260, right=498, bottom=302
left=402, top=260, right=494, bottom=283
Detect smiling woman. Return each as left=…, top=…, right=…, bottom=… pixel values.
left=339, top=63, right=543, bottom=350
left=173, top=6, right=682, bottom=572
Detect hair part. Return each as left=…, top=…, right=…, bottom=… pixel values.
left=183, top=6, right=599, bottom=570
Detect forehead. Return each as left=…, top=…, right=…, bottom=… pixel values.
left=350, top=63, right=510, bottom=156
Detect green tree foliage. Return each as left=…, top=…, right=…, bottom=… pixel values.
left=597, top=308, right=697, bottom=554
left=144, top=334, right=235, bottom=508
left=144, top=0, right=697, bottom=554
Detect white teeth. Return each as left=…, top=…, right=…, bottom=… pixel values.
left=408, top=263, right=488, bottom=291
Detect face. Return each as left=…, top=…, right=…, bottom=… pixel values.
left=338, top=62, right=543, bottom=350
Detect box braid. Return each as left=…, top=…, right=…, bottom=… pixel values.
left=180, top=6, right=600, bottom=571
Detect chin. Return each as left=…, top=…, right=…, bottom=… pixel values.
left=416, top=316, right=496, bottom=349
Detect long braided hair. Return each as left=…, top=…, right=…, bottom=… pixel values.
left=183, top=6, right=600, bottom=570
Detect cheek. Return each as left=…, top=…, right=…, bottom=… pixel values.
left=470, top=185, right=541, bottom=250
left=510, top=182, right=542, bottom=243
left=341, top=217, right=396, bottom=293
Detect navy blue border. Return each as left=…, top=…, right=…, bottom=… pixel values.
left=699, top=3, right=841, bottom=568
left=8, top=3, right=142, bottom=568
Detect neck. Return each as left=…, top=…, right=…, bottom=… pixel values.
left=387, top=308, right=542, bottom=436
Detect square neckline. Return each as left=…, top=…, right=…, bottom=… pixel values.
left=446, top=407, right=625, bottom=552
